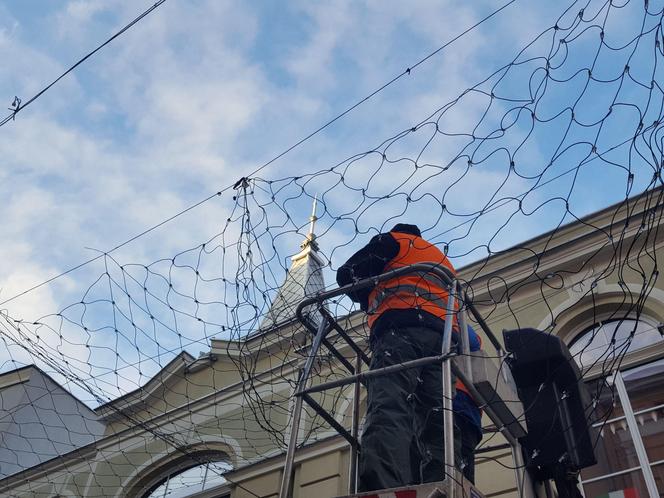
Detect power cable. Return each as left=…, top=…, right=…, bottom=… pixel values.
left=0, top=191, right=220, bottom=306
left=0, top=0, right=517, bottom=306
left=0, top=1, right=167, bottom=128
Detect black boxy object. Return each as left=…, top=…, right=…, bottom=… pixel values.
left=503, top=328, right=597, bottom=479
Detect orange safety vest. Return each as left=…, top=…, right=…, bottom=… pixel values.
left=367, top=231, right=457, bottom=329
left=456, top=378, right=471, bottom=396
left=366, top=232, right=476, bottom=397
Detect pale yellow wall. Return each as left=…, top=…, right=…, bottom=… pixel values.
left=103, top=357, right=245, bottom=436
left=294, top=451, right=348, bottom=498
left=234, top=471, right=281, bottom=498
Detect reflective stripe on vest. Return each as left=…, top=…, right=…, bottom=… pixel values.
left=367, top=285, right=450, bottom=314
left=408, top=270, right=448, bottom=289
left=367, top=232, right=457, bottom=329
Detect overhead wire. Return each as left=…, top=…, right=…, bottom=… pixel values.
left=0, top=0, right=518, bottom=307
left=0, top=1, right=167, bottom=129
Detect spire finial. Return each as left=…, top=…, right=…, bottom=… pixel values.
left=298, top=195, right=319, bottom=252
left=308, top=195, right=318, bottom=236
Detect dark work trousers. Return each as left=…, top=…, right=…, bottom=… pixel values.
left=455, top=413, right=482, bottom=483
left=359, top=325, right=458, bottom=492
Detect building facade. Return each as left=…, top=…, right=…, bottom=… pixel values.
left=0, top=189, right=663, bottom=498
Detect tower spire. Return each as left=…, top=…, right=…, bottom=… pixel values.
left=257, top=195, right=325, bottom=332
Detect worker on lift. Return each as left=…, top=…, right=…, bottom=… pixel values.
left=337, top=223, right=462, bottom=491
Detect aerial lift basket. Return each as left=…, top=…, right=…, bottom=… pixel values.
left=278, top=263, right=532, bottom=498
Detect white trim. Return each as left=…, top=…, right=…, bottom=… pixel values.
left=114, top=435, right=243, bottom=498
left=577, top=350, right=664, bottom=497
left=591, top=414, right=626, bottom=428
left=185, top=479, right=232, bottom=498
left=613, top=372, right=659, bottom=498
left=580, top=464, right=642, bottom=484
left=0, top=371, right=29, bottom=391
left=460, top=200, right=664, bottom=300
left=633, top=402, right=664, bottom=417
left=97, top=352, right=195, bottom=419
left=582, top=342, right=664, bottom=381
left=82, top=452, right=101, bottom=496
left=538, top=284, right=664, bottom=341
left=333, top=383, right=364, bottom=427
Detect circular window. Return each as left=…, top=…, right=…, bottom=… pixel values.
left=568, top=319, right=663, bottom=369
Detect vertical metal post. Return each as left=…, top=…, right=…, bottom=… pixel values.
left=544, top=479, right=555, bottom=498
left=517, top=443, right=540, bottom=498
left=280, top=385, right=304, bottom=498
left=510, top=440, right=527, bottom=498
left=442, top=281, right=458, bottom=495
left=456, top=281, right=472, bottom=382
left=497, top=329, right=517, bottom=388
left=279, top=314, right=329, bottom=498
left=348, top=353, right=362, bottom=494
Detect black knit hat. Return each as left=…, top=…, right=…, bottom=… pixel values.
left=391, top=223, right=421, bottom=237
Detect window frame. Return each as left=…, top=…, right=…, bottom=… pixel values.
left=566, top=318, right=664, bottom=498
left=568, top=317, right=664, bottom=382
left=142, top=460, right=232, bottom=498
left=130, top=450, right=233, bottom=498
left=568, top=317, right=663, bottom=372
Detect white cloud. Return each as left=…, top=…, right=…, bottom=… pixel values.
left=284, top=1, right=354, bottom=91
left=0, top=0, right=656, bottom=406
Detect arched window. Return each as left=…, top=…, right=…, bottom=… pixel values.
left=142, top=459, right=232, bottom=498
left=566, top=319, right=664, bottom=497
left=568, top=319, right=663, bottom=369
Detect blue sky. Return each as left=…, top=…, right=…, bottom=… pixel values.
left=0, top=0, right=662, bottom=403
